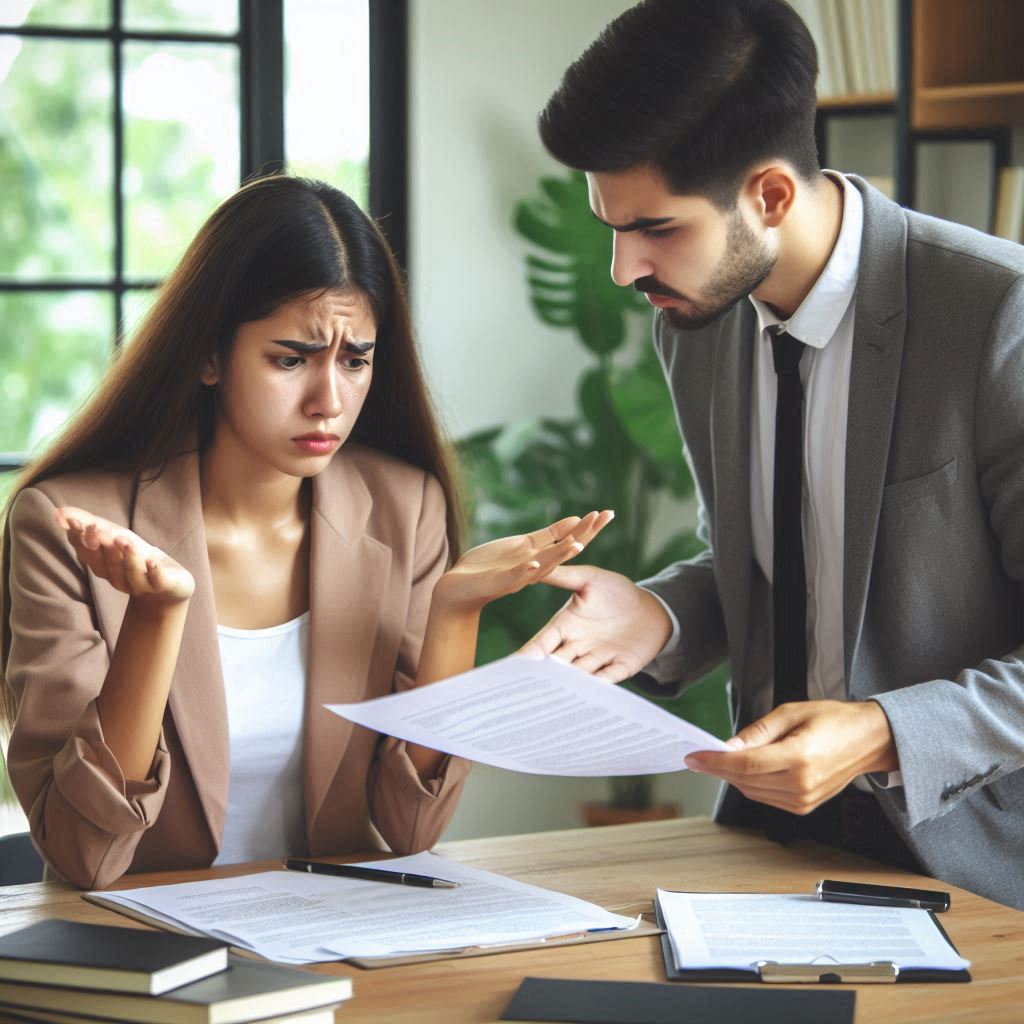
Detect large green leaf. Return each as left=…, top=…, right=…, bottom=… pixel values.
left=513, top=171, right=645, bottom=357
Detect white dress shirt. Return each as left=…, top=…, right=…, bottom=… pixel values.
left=647, top=173, right=900, bottom=788
left=748, top=170, right=860, bottom=706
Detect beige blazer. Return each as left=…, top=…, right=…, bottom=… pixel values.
left=5, top=444, right=470, bottom=889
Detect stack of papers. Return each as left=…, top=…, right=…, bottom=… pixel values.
left=86, top=853, right=637, bottom=964
left=657, top=891, right=971, bottom=974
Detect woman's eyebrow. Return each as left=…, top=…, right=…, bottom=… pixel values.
left=343, top=339, right=376, bottom=354
left=271, top=339, right=329, bottom=353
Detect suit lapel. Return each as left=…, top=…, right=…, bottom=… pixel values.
left=304, top=452, right=391, bottom=841
left=711, top=305, right=755, bottom=700
left=121, top=453, right=230, bottom=849
left=843, top=179, right=909, bottom=689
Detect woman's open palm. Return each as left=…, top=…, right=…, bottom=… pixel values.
left=436, top=510, right=614, bottom=611
left=55, top=506, right=196, bottom=604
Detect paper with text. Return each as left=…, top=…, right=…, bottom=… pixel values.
left=326, top=654, right=727, bottom=775
left=87, top=853, right=637, bottom=964
left=658, top=891, right=971, bottom=972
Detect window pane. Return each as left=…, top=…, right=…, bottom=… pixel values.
left=285, top=0, right=369, bottom=210
left=123, top=0, right=237, bottom=35
left=122, top=42, right=239, bottom=279
left=0, top=292, right=113, bottom=456
left=16, top=0, right=111, bottom=29
left=0, top=38, right=114, bottom=280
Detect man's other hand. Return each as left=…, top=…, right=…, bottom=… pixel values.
left=685, top=700, right=900, bottom=813
left=518, top=564, right=673, bottom=682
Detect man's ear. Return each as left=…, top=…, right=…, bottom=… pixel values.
left=199, top=355, right=220, bottom=387
left=745, top=165, right=797, bottom=229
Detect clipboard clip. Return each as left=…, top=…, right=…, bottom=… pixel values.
left=754, top=960, right=900, bottom=984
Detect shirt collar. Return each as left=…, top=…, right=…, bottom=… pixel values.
left=748, top=170, right=863, bottom=350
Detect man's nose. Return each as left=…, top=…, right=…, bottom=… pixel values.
left=610, top=232, right=651, bottom=287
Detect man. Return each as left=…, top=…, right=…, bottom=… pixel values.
left=527, top=0, right=1024, bottom=908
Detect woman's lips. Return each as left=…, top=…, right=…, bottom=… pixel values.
left=292, top=436, right=339, bottom=454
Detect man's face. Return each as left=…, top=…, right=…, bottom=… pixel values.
left=587, top=165, right=777, bottom=330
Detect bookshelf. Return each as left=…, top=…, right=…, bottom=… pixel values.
left=911, top=0, right=1024, bottom=130
left=807, top=0, right=1024, bottom=237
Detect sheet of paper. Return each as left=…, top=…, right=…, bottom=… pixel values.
left=326, top=654, right=727, bottom=776
left=657, top=891, right=971, bottom=972
left=87, top=853, right=636, bottom=964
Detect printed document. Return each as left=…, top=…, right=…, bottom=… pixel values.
left=87, top=852, right=637, bottom=964
left=326, top=654, right=727, bottom=775
left=658, top=891, right=971, bottom=972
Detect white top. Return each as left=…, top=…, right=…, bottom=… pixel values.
left=212, top=611, right=309, bottom=866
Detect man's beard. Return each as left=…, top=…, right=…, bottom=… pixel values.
left=660, top=211, right=777, bottom=331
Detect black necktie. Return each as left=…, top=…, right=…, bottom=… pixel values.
left=770, top=328, right=808, bottom=707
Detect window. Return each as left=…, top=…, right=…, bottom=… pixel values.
left=0, top=0, right=380, bottom=496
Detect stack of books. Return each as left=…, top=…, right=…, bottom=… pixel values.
left=0, top=920, right=352, bottom=1023
left=994, top=167, right=1024, bottom=243
left=790, top=0, right=897, bottom=98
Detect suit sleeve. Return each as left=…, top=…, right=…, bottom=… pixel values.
left=872, top=274, right=1024, bottom=829
left=632, top=311, right=729, bottom=694
left=367, top=472, right=471, bottom=853
left=5, top=486, right=171, bottom=889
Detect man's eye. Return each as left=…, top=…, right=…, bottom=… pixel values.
left=640, top=227, right=676, bottom=239
left=342, top=357, right=370, bottom=371
left=274, top=356, right=304, bottom=369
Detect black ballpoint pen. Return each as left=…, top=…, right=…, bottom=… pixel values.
left=284, top=858, right=460, bottom=889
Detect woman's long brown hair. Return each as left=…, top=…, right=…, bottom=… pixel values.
left=0, top=174, right=463, bottom=733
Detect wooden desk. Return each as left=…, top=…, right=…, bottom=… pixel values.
left=1, top=818, right=1021, bottom=1023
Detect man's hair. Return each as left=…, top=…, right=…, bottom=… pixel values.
left=539, top=0, right=820, bottom=208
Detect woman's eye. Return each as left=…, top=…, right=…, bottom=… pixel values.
left=274, top=355, right=304, bottom=370
left=341, top=357, right=370, bottom=371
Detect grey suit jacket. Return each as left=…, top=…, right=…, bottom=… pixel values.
left=640, top=176, right=1024, bottom=909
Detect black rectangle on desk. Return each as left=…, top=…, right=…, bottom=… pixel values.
left=500, top=976, right=855, bottom=1024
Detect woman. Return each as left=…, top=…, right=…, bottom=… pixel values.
left=0, top=175, right=610, bottom=889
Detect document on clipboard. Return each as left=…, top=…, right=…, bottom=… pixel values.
left=655, top=891, right=971, bottom=983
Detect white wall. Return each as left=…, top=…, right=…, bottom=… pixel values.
left=408, top=0, right=641, bottom=438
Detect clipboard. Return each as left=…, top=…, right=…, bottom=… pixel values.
left=654, top=893, right=971, bottom=984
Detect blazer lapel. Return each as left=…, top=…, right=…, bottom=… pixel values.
left=132, top=454, right=229, bottom=849
left=843, top=178, right=909, bottom=690
left=711, top=305, right=755, bottom=702
left=304, top=452, right=391, bottom=842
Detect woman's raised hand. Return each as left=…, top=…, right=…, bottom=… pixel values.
left=432, top=510, right=614, bottom=613
left=55, top=506, right=196, bottom=604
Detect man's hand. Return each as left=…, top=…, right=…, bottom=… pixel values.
left=518, top=565, right=673, bottom=681
left=685, top=700, right=900, bottom=814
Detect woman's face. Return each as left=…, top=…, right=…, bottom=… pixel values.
left=202, top=289, right=377, bottom=478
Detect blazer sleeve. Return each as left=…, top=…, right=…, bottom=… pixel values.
left=367, top=472, right=471, bottom=853
left=872, top=274, right=1024, bottom=829
left=5, top=486, right=171, bottom=888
